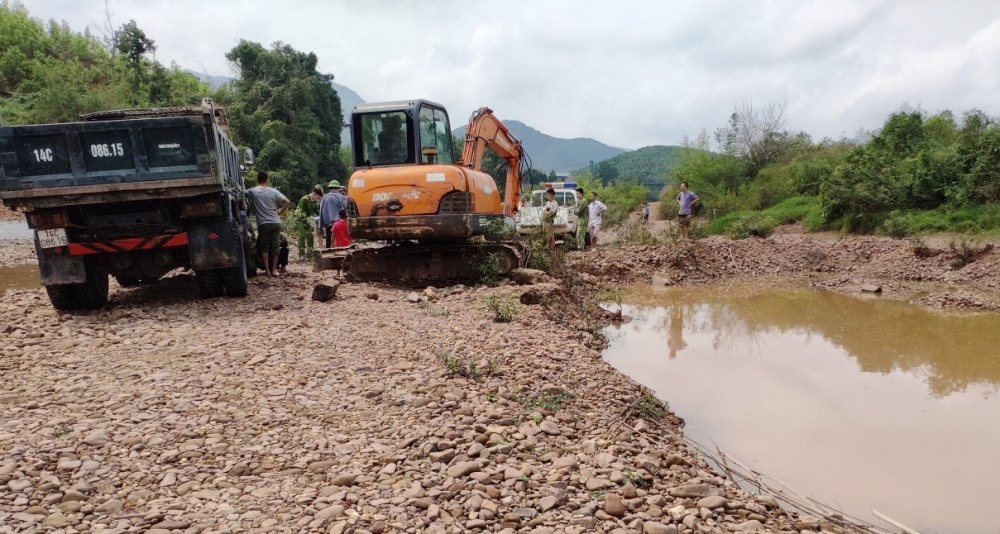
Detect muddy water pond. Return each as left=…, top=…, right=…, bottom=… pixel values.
left=0, top=264, right=40, bottom=294
left=603, top=285, right=1000, bottom=534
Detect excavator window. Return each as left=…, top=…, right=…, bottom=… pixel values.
left=418, top=106, right=454, bottom=165
left=359, top=112, right=411, bottom=166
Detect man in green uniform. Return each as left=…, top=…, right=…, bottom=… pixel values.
left=574, top=187, right=589, bottom=250
left=293, top=185, right=323, bottom=259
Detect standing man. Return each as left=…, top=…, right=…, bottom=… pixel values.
left=541, top=188, right=559, bottom=250
left=247, top=171, right=290, bottom=276
left=676, top=181, right=700, bottom=240
left=294, top=185, right=323, bottom=259
left=588, top=191, right=607, bottom=247
left=319, top=180, right=348, bottom=248
left=642, top=203, right=650, bottom=224
left=574, top=187, right=589, bottom=250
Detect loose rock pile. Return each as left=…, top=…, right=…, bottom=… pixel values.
left=0, top=251, right=834, bottom=533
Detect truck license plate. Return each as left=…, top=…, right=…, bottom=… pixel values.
left=37, top=228, right=68, bottom=249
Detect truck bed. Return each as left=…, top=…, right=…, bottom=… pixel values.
left=0, top=113, right=236, bottom=209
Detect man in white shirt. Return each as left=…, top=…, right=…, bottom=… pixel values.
left=588, top=192, right=608, bottom=246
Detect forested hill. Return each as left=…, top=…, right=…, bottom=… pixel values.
left=455, top=120, right=626, bottom=174
left=590, top=145, right=684, bottom=180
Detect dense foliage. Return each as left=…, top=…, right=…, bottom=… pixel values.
left=588, top=145, right=683, bottom=199
left=0, top=2, right=206, bottom=124
left=661, top=107, right=1000, bottom=236
left=221, top=40, right=347, bottom=200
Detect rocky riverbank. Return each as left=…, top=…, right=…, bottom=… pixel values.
left=576, top=232, right=1000, bottom=312
left=0, top=242, right=836, bottom=533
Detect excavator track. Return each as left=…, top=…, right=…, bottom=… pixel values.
left=343, top=242, right=524, bottom=284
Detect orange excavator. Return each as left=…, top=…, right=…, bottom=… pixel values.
left=344, top=100, right=527, bottom=282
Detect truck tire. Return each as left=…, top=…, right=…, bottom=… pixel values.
left=74, top=265, right=109, bottom=309
left=223, top=246, right=249, bottom=297
left=195, top=269, right=224, bottom=298
left=45, top=284, right=79, bottom=311
left=115, top=275, right=142, bottom=287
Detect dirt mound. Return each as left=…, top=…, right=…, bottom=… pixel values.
left=574, top=233, right=1000, bottom=312
left=0, top=203, right=21, bottom=221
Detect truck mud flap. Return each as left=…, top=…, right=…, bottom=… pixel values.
left=36, top=245, right=86, bottom=285
left=187, top=221, right=239, bottom=270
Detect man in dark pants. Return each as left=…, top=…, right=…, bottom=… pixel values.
left=246, top=171, right=290, bottom=276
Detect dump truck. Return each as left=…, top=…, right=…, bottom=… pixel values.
left=0, top=99, right=255, bottom=310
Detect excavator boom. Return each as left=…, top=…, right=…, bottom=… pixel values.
left=460, top=107, right=524, bottom=217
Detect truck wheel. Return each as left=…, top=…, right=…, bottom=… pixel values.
left=115, top=275, right=142, bottom=287
left=195, top=269, right=224, bottom=298
left=45, top=285, right=79, bottom=311
left=223, top=247, right=249, bottom=297
left=74, top=269, right=109, bottom=309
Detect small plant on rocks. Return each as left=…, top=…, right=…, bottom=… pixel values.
left=632, top=390, right=666, bottom=421
left=477, top=252, right=508, bottom=285
left=483, top=295, right=521, bottom=323
left=436, top=351, right=500, bottom=380
left=909, top=237, right=936, bottom=258
left=726, top=213, right=777, bottom=239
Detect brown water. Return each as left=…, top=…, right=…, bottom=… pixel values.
left=604, top=286, right=1000, bottom=534
left=0, top=264, right=40, bottom=293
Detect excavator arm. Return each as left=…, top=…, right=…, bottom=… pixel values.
left=460, top=107, right=524, bottom=217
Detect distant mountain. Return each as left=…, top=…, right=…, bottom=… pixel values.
left=185, top=70, right=363, bottom=146
left=456, top=120, right=625, bottom=173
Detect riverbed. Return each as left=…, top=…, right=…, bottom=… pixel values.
left=604, top=284, right=1000, bottom=533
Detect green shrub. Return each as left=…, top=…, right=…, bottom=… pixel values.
left=725, top=213, right=777, bottom=239
left=483, top=295, right=521, bottom=322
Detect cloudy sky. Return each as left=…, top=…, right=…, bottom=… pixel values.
left=18, top=0, right=1000, bottom=150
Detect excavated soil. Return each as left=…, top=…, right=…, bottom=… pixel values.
left=575, top=233, right=1000, bottom=312
left=0, top=204, right=22, bottom=221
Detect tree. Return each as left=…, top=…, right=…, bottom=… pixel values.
left=115, top=20, right=154, bottom=75
left=224, top=40, right=346, bottom=200
left=715, top=100, right=790, bottom=178
left=595, top=160, right=618, bottom=186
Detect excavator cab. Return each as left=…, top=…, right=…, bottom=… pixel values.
left=351, top=100, right=455, bottom=167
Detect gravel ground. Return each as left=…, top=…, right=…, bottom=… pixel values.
left=577, top=233, right=1000, bottom=312
left=0, top=204, right=22, bottom=221
left=0, top=242, right=822, bottom=533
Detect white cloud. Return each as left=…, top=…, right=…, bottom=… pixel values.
left=16, top=0, right=1000, bottom=149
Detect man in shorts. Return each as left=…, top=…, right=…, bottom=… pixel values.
left=676, top=181, right=699, bottom=240
left=588, top=192, right=607, bottom=246
left=247, top=171, right=290, bottom=276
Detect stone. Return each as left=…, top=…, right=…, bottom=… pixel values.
left=446, top=461, right=480, bottom=478
left=539, top=495, right=558, bottom=512
left=316, top=504, right=345, bottom=522
left=643, top=521, right=677, bottom=534
left=7, top=479, right=32, bottom=492
left=539, top=420, right=560, bottom=435
left=406, top=292, right=421, bottom=303
left=57, top=459, right=82, bottom=471
left=509, top=268, right=547, bottom=285
left=83, top=429, right=110, bottom=446
left=651, top=271, right=676, bottom=286
left=312, top=279, right=342, bottom=301
left=424, top=287, right=439, bottom=300
left=328, top=472, right=360, bottom=486
left=737, top=519, right=763, bottom=531
left=365, top=292, right=379, bottom=300
left=861, top=284, right=882, bottom=293
left=604, top=494, right=626, bottom=517
left=43, top=513, right=75, bottom=528
left=668, top=483, right=720, bottom=498
left=696, top=495, right=727, bottom=509
left=95, top=499, right=124, bottom=513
